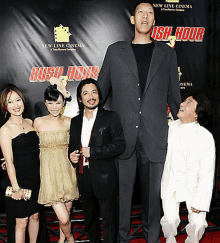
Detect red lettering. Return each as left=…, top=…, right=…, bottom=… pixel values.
left=151, top=26, right=157, bottom=39
left=195, top=28, right=205, bottom=41
left=67, top=66, right=76, bottom=80
left=83, top=66, right=92, bottom=79
left=45, top=67, right=55, bottom=80
left=38, top=67, right=47, bottom=82
left=29, top=67, right=39, bottom=82
left=30, top=66, right=101, bottom=83
left=81, top=67, right=89, bottom=80
left=162, top=27, right=173, bottom=40
left=182, top=27, right=191, bottom=41
left=175, top=27, right=184, bottom=41
left=90, top=66, right=99, bottom=80
left=188, top=27, right=197, bottom=42
left=54, top=67, right=64, bottom=78
left=155, top=26, right=164, bottom=40
left=74, top=66, right=84, bottom=80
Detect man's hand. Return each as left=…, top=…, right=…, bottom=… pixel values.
left=191, top=207, right=201, bottom=213
left=70, top=150, right=80, bottom=163
left=81, top=147, right=90, bottom=158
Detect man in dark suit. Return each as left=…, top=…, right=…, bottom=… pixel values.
left=68, top=78, right=125, bottom=243
left=97, top=2, right=182, bottom=243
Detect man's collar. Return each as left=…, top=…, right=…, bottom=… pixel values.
left=83, top=107, right=98, bottom=120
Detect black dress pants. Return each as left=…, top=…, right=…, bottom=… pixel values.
left=116, top=141, right=164, bottom=243
left=78, top=166, right=117, bottom=243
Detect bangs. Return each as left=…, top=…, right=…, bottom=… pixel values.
left=44, top=86, right=64, bottom=102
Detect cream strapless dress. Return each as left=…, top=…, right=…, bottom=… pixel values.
left=38, top=131, right=79, bottom=206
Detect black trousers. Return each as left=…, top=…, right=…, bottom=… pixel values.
left=78, top=166, right=117, bottom=243
left=116, top=141, right=164, bottom=243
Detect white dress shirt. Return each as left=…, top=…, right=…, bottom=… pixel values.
left=81, top=108, right=98, bottom=166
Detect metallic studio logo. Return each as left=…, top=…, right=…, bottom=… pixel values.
left=54, top=24, right=71, bottom=42
left=153, top=0, right=192, bottom=12
left=41, top=24, right=84, bottom=51
left=177, top=67, right=193, bottom=90
left=151, top=26, right=205, bottom=48
left=29, top=66, right=99, bottom=82
left=178, top=67, right=182, bottom=82
left=165, top=0, right=179, bottom=2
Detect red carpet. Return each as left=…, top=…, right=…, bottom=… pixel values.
left=1, top=207, right=220, bottom=242
left=130, top=232, right=220, bottom=242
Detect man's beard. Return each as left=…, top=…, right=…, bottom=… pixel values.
left=84, top=103, right=99, bottom=110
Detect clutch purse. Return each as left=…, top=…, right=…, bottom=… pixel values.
left=1, top=160, right=6, bottom=170
left=5, top=186, right=32, bottom=200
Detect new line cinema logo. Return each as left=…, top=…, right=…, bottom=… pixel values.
left=153, top=0, right=193, bottom=12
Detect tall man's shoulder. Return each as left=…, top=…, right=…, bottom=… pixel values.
left=108, top=41, right=129, bottom=48
left=105, top=41, right=131, bottom=53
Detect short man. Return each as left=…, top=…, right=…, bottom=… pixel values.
left=68, top=79, right=125, bottom=243
left=161, top=93, right=215, bottom=243
left=97, top=2, right=181, bottom=243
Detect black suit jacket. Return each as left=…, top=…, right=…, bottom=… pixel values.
left=98, top=40, right=182, bottom=162
left=68, top=108, right=125, bottom=198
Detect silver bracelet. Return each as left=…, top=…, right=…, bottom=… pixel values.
left=12, top=188, right=21, bottom=193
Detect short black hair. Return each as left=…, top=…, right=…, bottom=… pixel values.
left=44, top=84, right=71, bottom=106
left=192, top=92, right=211, bottom=127
left=132, top=1, right=154, bottom=16
left=76, top=78, right=102, bottom=114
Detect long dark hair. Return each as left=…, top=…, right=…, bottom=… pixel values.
left=76, top=79, right=102, bottom=114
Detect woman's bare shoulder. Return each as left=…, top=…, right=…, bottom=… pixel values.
left=0, top=122, right=11, bottom=138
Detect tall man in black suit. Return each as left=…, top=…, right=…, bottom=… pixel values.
left=68, top=79, right=125, bottom=243
left=97, top=2, right=182, bottom=243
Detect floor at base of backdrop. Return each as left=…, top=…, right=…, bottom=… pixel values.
left=1, top=201, right=220, bottom=243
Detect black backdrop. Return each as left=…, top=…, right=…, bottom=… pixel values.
left=0, top=0, right=220, bottom=210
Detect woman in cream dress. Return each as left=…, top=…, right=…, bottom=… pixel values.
left=34, top=78, right=78, bottom=243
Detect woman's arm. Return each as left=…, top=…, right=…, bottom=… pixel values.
left=33, top=118, right=39, bottom=131
left=0, top=127, right=25, bottom=200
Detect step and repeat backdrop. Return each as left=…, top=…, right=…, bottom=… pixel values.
left=0, top=0, right=208, bottom=120
left=0, top=0, right=211, bottom=207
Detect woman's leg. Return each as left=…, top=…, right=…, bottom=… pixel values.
left=59, top=202, right=73, bottom=243
left=28, top=212, right=39, bottom=243
left=52, top=202, right=75, bottom=243
left=15, top=217, right=28, bottom=243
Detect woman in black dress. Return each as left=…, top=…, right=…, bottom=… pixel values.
left=0, top=84, right=40, bottom=243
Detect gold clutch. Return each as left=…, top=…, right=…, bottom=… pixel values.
left=5, top=186, right=32, bottom=200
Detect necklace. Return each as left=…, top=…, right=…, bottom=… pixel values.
left=10, top=119, right=25, bottom=129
